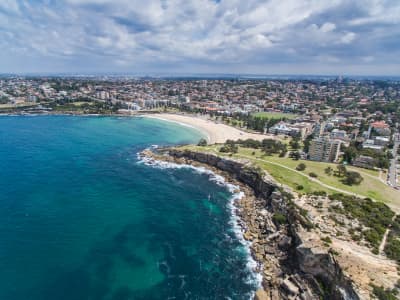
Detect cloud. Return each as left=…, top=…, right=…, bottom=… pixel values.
left=0, top=0, right=399, bottom=75
left=320, top=22, right=336, bottom=33
left=340, top=32, right=356, bottom=44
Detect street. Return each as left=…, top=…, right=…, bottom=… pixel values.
left=388, top=131, right=400, bottom=188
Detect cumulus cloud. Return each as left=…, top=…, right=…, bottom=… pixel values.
left=0, top=0, right=399, bottom=74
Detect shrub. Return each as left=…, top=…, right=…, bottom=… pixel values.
left=296, top=185, right=304, bottom=190
left=296, top=163, right=306, bottom=171
left=385, top=216, right=400, bottom=263
left=312, top=190, right=327, bottom=196
left=197, top=138, right=208, bottom=146
left=272, top=213, right=287, bottom=226
left=289, top=151, right=300, bottom=160
left=371, top=285, right=398, bottom=300
left=321, top=236, right=332, bottom=244
left=309, top=172, right=318, bottom=178
left=329, top=193, right=395, bottom=250
left=219, top=141, right=238, bottom=153
left=324, top=166, right=333, bottom=175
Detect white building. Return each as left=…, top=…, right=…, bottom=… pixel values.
left=309, top=137, right=342, bottom=162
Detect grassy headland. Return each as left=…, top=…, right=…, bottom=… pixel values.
left=179, top=143, right=400, bottom=212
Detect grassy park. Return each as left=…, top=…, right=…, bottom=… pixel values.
left=181, top=144, right=400, bottom=210
left=252, top=111, right=297, bottom=119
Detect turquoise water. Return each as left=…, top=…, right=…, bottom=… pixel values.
left=0, top=116, right=258, bottom=299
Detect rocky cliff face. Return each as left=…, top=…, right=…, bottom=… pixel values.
left=148, top=149, right=361, bottom=300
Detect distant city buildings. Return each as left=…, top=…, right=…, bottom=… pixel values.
left=0, top=76, right=398, bottom=170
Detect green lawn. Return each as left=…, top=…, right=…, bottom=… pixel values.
left=180, top=145, right=400, bottom=209
left=0, top=103, right=37, bottom=109
left=235, top=150, right=398, bottom=205
left=252, top=112, right=297, bottom=119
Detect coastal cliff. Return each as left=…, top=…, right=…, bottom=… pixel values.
left=142, top=148, right=361, bottom=300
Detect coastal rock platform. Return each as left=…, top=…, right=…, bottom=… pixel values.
left=141, top=148, right=365, bottom=300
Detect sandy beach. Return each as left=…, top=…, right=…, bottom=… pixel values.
left=144, top=113, right=274, bottom=143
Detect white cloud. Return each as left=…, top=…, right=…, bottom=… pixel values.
left=340, top=32, right=356, bottom=44
left=0, top=0, right=399, bottom=74
left=320, top=22, right=336, bottom=33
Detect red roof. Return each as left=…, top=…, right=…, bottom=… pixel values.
left=371, top=121, right=389, bottom=129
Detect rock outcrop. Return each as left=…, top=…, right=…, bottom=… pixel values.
left=143, top=149, right=361, bottom=300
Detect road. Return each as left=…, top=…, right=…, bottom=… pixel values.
left=388, top=131, right=399, bottom=188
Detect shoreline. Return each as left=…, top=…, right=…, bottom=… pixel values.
left=141, top=113, right=274, bottom=144
left=143, top=114, right=213, bottom=143
left=141, top=148, right=377, bottom=299
left=1, top=112, right=274, bottom=144
left=138, top=149, right=264, bottom=297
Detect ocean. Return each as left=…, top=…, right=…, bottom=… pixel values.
left=0, top=115, right=259, bottom=300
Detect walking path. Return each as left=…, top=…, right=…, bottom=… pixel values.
left=197, top=147, right=400, bottom=213
left=379, top=214, right=398, bottom=256
left=235, top=154, right=400, bottom=213
left=245, top=155, right=370, bottom=199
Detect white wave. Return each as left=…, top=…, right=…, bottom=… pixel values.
left=143, top=115, right=211, bottom=143
left=138, top=153, right=263, bottom=295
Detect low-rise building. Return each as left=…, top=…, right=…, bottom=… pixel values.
left=268, top=121, right=292, bottom=135
left=330, top=129, right=347, bottom=140
left=352, top=155, right=375, bottom=169
left=362, top=139, right=384, bottom=151
left=371, top=121, right=391, bottom=136
left=374, top=136, right=390, bottom=146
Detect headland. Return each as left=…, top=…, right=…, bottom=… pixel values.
left=141, top=145, right=400, bottom=300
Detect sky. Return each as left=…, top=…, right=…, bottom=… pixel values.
left=0, top=0, right=399, bottom=75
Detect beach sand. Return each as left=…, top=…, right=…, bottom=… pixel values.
left=144, top=113, right=275, bottom=143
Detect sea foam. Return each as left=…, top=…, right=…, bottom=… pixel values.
left=137, top=150, right=263, bottom=293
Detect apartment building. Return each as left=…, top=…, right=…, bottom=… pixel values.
left=308, top=137, right=342, bottom=162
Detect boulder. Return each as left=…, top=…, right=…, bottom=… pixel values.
left=254, top=289, right=269, bottom=300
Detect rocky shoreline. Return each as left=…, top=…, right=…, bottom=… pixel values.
left=141, top=148, right=361, bottom=300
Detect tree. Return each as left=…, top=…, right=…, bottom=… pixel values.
left=343, top=171, right=363, bottom=185
left=324, top=166, right=333, bottom=176
left=289, top=138, right=300, bottom=150
left=197, top=138, right=208, bottom=146
left=343, top=146, right=358, bottom=164
left=289, top=151, right=300, bottom=160
left=336, top=165, right=347, bottom=177
left=296, top=163, right=306, bottom=171
left=219, top=140, right=238, bottom=153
